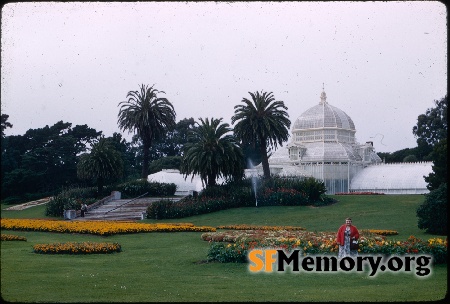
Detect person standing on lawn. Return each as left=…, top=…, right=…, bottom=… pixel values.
left=336, top=217, right=360, bottom=258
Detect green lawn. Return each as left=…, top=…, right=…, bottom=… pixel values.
left=1, top=195, right=448, bottom=302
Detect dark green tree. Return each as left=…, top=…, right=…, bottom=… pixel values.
left=146, top=117, right=196, bottom=174
left=1, top=121, right=102, bottom=201
left=181, top=117, right=244, bottom=187
left=148, top=117, right=196, bottom=160
left=417, top=183, right=447, bottom=235
left=118, top=84, right=176, bottom=178
left=1, top=114, right=13, bottom=137
left=232, top=91, right=291, bottom=178
left=104, top=132, right=140, bottom=181
left=413, top=95, right=447, bottom=190
left=148, top=156, right=182, bottom=174
left=413, top=95, right=447, bottom=147
left=377, top=147, right=431, bottom=163
left=424, top=138, right=447, bottom=191
left=402, top=155, right=418, bottom=162
left=414, top=96, right=447, bottom=234
left=77, top=138, right=124, bottom=194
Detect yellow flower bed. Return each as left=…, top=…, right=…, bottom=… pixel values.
left=363, top=229, right=399, bottom=236
left=33, top=242, right=121, bottom=254
left=1, top=233, right=27, bottom=241
left=0, top=219, right=216, bottom=236
left=216, top=224, right=306, bottom=231
left=428, top=237, right=447, bottom=245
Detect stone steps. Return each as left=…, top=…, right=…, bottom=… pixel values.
left=76, top=197, right=182, bottom=221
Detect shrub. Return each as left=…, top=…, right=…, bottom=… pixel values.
left=45, top=187, right=99, bottom=217
left=299, top=177, right=327, bottom=203
left=257, top=187, right=308, bottom=206
left=255, top=176, right=329, bottom=206
left=146, top=177, right=336, bottom=219
left=45, top=192, right=79, bottom=217
left=146, top=199, right=177, bottom=219
left=199, top=185, right=229, bottom=198
left=147, top=196, right=237, bottom=219
left=199, top=181, right=254, bottom=207
left=417, top=183, right=447, bottom=235
left=117, top=179, right=176, bottom=198
left=62, top=186, right=99, bottom=199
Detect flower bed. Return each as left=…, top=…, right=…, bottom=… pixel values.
left=203, top=230, right=378, bottom=244
left=1, top=233, right=27, bottom=241
left=33, top=242, right=121, bottom=254
left=216, top=225, right=306, bottom=231
left=363, top=229, right=398, bottom=236
left=1, top=219, right=216, bottom=236
left=204, top=230, right=447, bottom=264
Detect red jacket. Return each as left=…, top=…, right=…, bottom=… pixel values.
left=336, top=224, right=359, bottom=246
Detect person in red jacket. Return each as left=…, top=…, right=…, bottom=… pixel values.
left=336, top=217, right=360, bottom=258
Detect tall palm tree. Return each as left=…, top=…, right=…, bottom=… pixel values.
left=77, top=138, right=124, bottom=194
left=232, top=91, right=290, bottom=179
left=118, top=84, right=176, bottom=178
left=181, top=117, right=244, bottom=187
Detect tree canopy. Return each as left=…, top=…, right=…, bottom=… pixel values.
left=1, top=114, right=13, bottom=137
left=413, top=95, right=447, bottom=190
left=413, top=95, right=447, bottom=147
left=181, top=117, right=244, bottom=187
left=232, top=91, right=290, bottom=178
left=1, top=121, right=102, bottom=201
left=117, top=84, right=176, bottom=178
left=77, top=138, right=124, bottom=194
left=148, top=117, right=196, bottom=160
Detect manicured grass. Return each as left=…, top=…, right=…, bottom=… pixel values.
left=1, top=203, right=54, bottom=219
left=144, top=195, right=445, bottom=240
left=1, top=195, right=448, bottom=302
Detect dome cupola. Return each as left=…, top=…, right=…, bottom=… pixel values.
left=292, top=90, right=356, bottom=144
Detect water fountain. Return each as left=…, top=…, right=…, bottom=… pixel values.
left=247, top=159, right=259, bottom=207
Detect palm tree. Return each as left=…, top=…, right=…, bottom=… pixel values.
left=118, top=84, right=176, bottom=178
left=181, top=117, right=244, bottom=187
left=77, top=138, right=124, bottom=194
left=232, top=91, right=291, bottom=179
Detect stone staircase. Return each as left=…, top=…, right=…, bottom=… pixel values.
left=76, top=197, right=182, bottom=221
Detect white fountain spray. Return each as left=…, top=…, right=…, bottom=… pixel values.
left=247, top=159, right=258, bottom=207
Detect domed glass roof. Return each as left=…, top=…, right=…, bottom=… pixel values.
left=293, top=91, right=355, bottom=131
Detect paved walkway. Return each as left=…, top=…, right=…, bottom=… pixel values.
left=3, top=197, right=52, bottom=211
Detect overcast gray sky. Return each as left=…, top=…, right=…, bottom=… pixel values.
left=1, top=1, right=447, bottom=153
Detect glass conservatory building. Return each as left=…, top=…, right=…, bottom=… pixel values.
left=349, top=162, right=432, bottom=194
left=147, top=89, right=432, bottom=195
left=246, top=90, right=432, bottom=195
